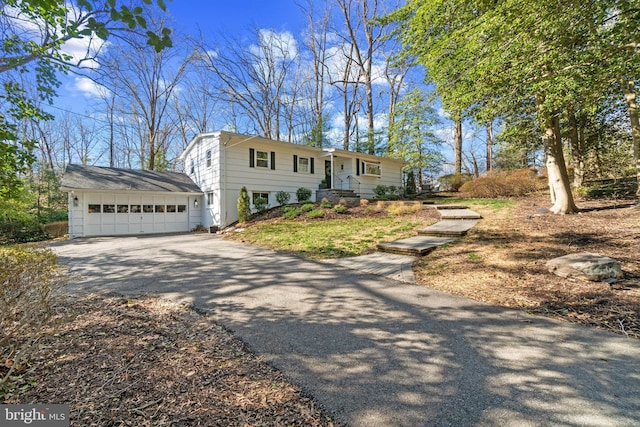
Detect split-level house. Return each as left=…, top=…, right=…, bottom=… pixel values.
left=61, top=130, right=405, bottom=238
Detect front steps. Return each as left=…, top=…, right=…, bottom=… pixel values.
left=377, top=205, right=481, bottom=256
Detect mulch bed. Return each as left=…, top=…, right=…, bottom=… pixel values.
left=3, top=295, right=339, bottom=426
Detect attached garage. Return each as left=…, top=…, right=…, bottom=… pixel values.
left=61, top=165, right=203, bottom=238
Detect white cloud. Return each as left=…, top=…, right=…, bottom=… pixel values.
left=73, top=76, right=109, bottom=98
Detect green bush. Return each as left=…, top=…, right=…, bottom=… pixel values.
left=405, top=170, right=417, bottom=196
left=296, top=187, right=312, bottom=202
left=301, top=202, right=316, bottom=212
left=237, top=187, right=251, bottom=223
left=332, top=205, right=349, bottom=214
left=254, top=197, right=268, bottom=213
left=0, top=216, right=49, bottom=245
left=373, top=185, right=388, bottom=197
left=283, top=207, right=301, bottom=219
left=306, top=209, right=325, bottom=219
left=1, top=246, right=68, bottom=393
left=438, top=173, right=474, bottom=191
left=320, top=201, right=333, bottom=209
left=275, top=191, right=291, bottom=206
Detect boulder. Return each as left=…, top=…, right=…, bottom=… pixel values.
left=546, top=252, right=623, bottom=283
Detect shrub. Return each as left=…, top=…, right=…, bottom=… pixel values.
left=43, top=221, right=68, bottom=239
left=0, top=246, right=68, bottom=392
left=338, top=198, right=347, bottom=206
left=306, top=209, right=325, bottom=219
left=320, top=198, right=333, bottom=209
left=438, top=173, right=473, bottom=192
left=459, top=169, right=546, bottom=197
left=301, top=202, right=316, bottom=212
left=237, top=187, right=251, bottom=223
left=296, top=187, right=312, bottom=202
left=373, top=185, right=388, bottom=197
left=275, top=191, right=291, bottom=206
left=0, top=216, right=49, bottom=245
left=283, top=207, right=301, bottom=219
left=360, top=199, right=369, bottom=207
left=254, top=197, right=268, bottom=213
left=405, top=170, right=417, bottom=196
left=333, top=205, right=349, bottom=214
left=388, top=185, right=398, bottom=195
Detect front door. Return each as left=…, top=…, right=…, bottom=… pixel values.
left=325, top=160, right=332, bottom=188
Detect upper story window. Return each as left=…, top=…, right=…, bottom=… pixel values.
left=190, top=159, right=195, bottom=174
left=256, top=150, right=269, bottom=168
left=293, top=155, right=313, bottom=173
left=206, top=150, right=212, bottom=168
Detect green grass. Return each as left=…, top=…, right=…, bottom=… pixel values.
left=225, top=217, right=422, bottom=259
left=426, top=196, right=516, bottom=211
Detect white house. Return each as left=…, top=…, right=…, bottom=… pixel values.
left=62, top=130, right=405, bottom=237
left=180, top=130, right=406, bottom=228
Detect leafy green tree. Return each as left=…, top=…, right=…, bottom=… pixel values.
left=0, top=0, right=171, bottom=200
left=388, top=88, right=444, bottom=187
left=386, top=0, right=637, bottom=212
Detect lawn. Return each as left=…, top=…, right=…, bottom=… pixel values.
left=224, top=202, right=440, bottom=258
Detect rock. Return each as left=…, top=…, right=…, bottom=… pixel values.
left=546, top=252, right=623, bottom=283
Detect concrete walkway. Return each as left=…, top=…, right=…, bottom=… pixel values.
left=50, top=234, right=640, bottom=427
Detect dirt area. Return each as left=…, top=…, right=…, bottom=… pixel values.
left=3, top=295, right=338, bottom=426
left=415, top=193, right=640, bottom=338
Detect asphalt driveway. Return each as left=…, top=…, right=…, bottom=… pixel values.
left=50, top=234, right=640, bottom=427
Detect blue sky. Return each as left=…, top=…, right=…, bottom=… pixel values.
left=169, top=0, right=306, bottom=35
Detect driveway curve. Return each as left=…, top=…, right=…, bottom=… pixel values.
left=50, top=234, right=640, bottom=427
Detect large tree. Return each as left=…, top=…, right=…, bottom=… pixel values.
left=0, top=0, right=171, bottom=199
left=387, top=0, right=638, bottom=212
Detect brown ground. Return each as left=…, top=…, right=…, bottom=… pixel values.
left=415, top=192, right=640, bottom=338
left=3, top=193, right=638, bottom=425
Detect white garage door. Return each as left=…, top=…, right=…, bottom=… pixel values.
left=84, top=193, right=191, bottom=236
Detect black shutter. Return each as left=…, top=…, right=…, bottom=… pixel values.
left=293, top=155, right=298, bottom=172
left=271, top=152, right=276, bottom=170
left=310, top=158, right=314, bottom=174
left=356, top=158, right=360, bottom=176
left=249, top=148, right=255, bottom=168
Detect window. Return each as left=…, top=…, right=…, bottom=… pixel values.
left=362, top=161, right=381, bottom=176
left=103, top=204, right=115, bottom=213
left=252, top=192, right=269, bottom=205
left=143, top=205, right=153, bottom=213
left=88, top=204, right=101, bottom=213
left=131, top=205, right=141, bottom=213
left=206, top=150, right=212, bottom=168
left=117, top=205, right=129, bottom=213
left=155, top=205, right=165, bottom=213
left=190, top=159, right=195, bottom=174
left=207, top=191, right=214, bottom=205
left=256, top=150, right=269, bottom=168
left=298, top=157, right=309, bottom=173
left=250, top=148, right=275, bottom=169
left=166, top=205, right=177, bottom=213
left=177, top=205, right=187, bottom=213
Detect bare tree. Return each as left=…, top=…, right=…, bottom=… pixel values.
left=94, top=15, right=188, bottom=170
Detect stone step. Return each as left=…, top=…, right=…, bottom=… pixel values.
left=377, top=236, right=455, bottom=256
left=417, top=220, right=479, bottom=237
left=438, top=208, right=482, bottom=220
left=432, top=204, right=469, bottom=209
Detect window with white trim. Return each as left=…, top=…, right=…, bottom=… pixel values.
left=206, top=150, right=212, bottom=168
left=362, top=161, right=381, bottom=176
left=207, top=191, right=214, bottom=205
left=190, top=159, right=195, bottom=174
left=256, top=150, right=269, bottom=168
left=298, top=157, right=309, bottom=173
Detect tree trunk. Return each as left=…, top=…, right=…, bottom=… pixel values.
left=622, top=80, right=640, bottom=198
left=486, top=120, right=493, bottom=174
left=567, top=109, right=585, bottom=188
left=453, top=113, right=462, bottom=174
left=542, top=111, right=578, bottom=214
